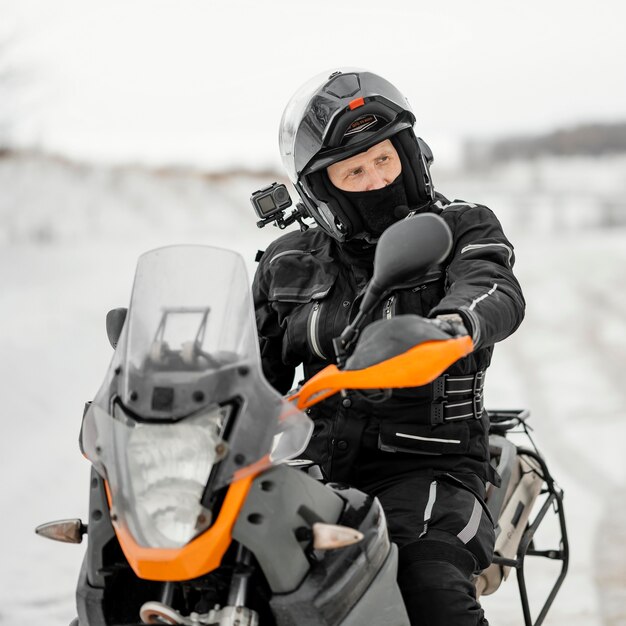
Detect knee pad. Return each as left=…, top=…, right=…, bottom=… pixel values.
left=399, top=537, right=478, bottom=579
left=400, top=559, right=475, bottom=595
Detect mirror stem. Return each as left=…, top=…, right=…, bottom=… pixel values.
left=333, top=280, right=387, bottom=367
left=359, top=281, right=383, bottom=315
left=334, top=311, right=365, bottom=368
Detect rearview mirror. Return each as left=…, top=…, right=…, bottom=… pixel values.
left=333, top=213, right=452, bottom=364
left=106, top=308, right=127, bottom=349
left=361, top=213, right=452, bottom=313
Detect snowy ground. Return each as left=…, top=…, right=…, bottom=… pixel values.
left=1, top=155, right=625, bottom=625
left=479, top=227, right=626, bottom=626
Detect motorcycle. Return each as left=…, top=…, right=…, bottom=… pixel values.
left=37, top=213, right=568, bottom=626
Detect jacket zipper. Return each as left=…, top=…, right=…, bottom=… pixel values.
left=384, top=295, right=396, bottom=319
left=308, top=302, right=326, bottom=360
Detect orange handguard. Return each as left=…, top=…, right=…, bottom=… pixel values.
left=289, top=335, right=474, bottom=411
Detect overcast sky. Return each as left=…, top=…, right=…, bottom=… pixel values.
left=3, top=0, right=626, bottom=169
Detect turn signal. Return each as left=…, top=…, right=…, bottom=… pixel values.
left=35, top=519, right=86, bottom=544
left=312, top=522, right=364, bottom=550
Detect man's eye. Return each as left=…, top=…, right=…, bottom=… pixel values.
left=349, top=169, right=363, bottom=177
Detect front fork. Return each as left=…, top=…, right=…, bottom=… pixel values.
left=139, top=543, right=259, bottom=626
left=227, top=544, right=254, bottom=607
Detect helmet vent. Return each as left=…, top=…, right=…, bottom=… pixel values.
left=325, top=73, right=361, bottom=99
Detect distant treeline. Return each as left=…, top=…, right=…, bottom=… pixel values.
left=0, top=147, right=284, bottom=181
left=466, top=121, right=626, bottom=164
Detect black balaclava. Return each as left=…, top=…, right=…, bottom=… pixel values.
left=341, top=172, right=408, bottom=237
left=308, top=128, right=433, bottom=241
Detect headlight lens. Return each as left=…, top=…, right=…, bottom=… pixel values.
left=121, top=406, right=228, bottom=548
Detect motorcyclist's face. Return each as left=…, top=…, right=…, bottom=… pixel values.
left=326, top=139, right=402, bottom=192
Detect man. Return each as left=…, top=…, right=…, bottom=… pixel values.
left=252, top=69, right=525, bottom=625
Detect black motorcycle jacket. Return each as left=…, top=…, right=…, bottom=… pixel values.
left=252, top=197, right=525, bottom=484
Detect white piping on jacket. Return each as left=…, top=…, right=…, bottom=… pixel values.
left=457, top=497, right=483, bottom=544
left=269, top=249, right=303, bottom=264
left=446, top=201, right=478, bottom=209
left=461, top=243, right=513, bottom=265
left=469, top=284, right=498, bottom=312
left=308, top=303, right=325, bottom=359
left=395, top=432, right=461, bottom=445
left=419, top=480, right=438, bottom=538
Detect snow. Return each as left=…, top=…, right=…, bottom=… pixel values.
left=1, top=153, right=626, bottom=624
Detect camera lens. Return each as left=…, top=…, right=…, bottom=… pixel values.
left=273, top=187, right=289, bottom=204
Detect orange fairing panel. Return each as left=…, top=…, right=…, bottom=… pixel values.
left=291, top=335, right=474, bottom=410
left=105, top=475, right=255, bottom=581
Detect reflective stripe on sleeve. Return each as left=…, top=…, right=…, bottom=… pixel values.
left=461, top=242, right=513, bottom=265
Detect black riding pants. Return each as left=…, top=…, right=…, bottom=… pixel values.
left=364, top=472, right=495, bottom=626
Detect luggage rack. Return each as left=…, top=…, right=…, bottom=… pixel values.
left=484, top=409, right=569, bottom=626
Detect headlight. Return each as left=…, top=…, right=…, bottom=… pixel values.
left=121, top=406, right=228, bottom=548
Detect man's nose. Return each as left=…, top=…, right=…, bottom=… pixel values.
left=364, top=168, right=389, bottom=191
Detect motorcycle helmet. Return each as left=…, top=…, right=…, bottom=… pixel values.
left=279, top=68, right=435, bottom=241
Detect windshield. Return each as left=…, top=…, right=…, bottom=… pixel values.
left=81, top=246, right=312, bottom=548
left=120, top=245, right=259, bottom=419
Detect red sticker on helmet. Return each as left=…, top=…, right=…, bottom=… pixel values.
left=348, top=97, right=365, bottom=110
